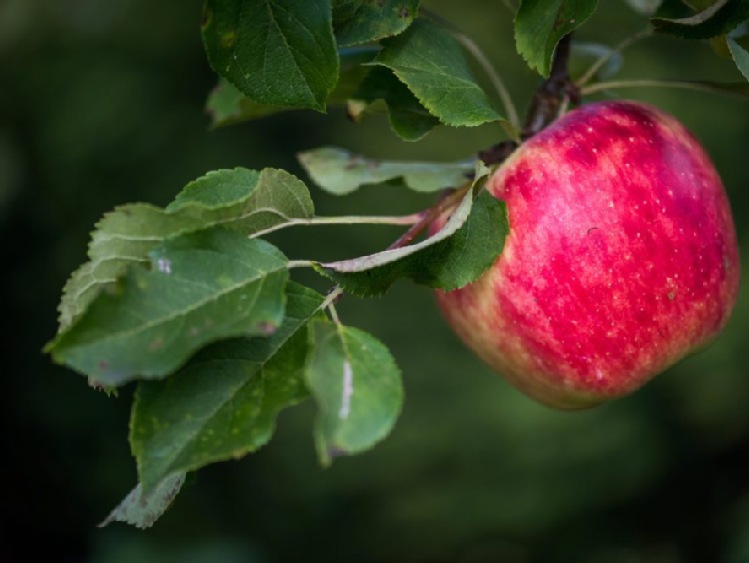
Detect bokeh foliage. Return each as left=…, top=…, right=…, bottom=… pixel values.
left=2, top=0, right=749, bottom=562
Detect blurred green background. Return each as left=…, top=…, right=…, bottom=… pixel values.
left=2, top=1, right=749, bottom=562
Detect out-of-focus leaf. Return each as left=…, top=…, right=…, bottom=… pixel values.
left=297, top=147, right=473, bottom=195
left=206, top=47, right=378, bottom=126
left=306, top=318, right=403, bottom=465
left=373, top=18, right=504, bottom=127
left=202, top=0, right=338, bottom=111
left=622, top=0, right=662, bottom=15
left=651, top=0, right=749, bottom=40
left=332, top=0, right=420, bottom=46
left=569, top=42, right=623, bottom=82
left=47, top=229, right=288, bottom=386
left=99, top=473, right=186, bottom=530
left=131, top=283, right=323, bottom=492
left=206, top=80, right=286, bottom=124
left=515, top=0, right=598, bottom=77
left=315, top=174, right=508, bottom=296
left=349, top=66, right=440, bottom=141
left=56, top=168, right=312, bottom=329
left=728, top=36, right=749, bottom=80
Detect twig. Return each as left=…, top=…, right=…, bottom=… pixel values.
left=580, top=79, right=749, bottom=98
left=250, top=212, right=423, bottom=239
left=576, top=29, right=652, bottom=88
left=522, top=33, right=579, bottom=139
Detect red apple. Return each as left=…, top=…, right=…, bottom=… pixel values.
left=436, top=100, right=740, bottom=409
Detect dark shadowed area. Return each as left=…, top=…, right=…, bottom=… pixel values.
left=2, top=1, right=749, bottom=562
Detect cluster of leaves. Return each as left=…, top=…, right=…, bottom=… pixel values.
left=47, top=0, right=749, bottom=528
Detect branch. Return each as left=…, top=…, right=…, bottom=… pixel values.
left=478, top=34, right=579, bottom=165
left=521, top=33, right=580, bottom=139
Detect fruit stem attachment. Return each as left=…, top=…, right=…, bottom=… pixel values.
left=522, top=33, right=580, bottom=139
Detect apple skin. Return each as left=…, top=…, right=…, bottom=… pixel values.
left=436, top=100, right=740, bottom=409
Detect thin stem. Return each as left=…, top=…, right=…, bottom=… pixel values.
left=421, top=8, right=521, bottom=132
left=581, top=79, right=741, bottom=97
left=522, top=33, right=577, bottom=139
left=453, top=32, right=522, bottom=132
left=386, top=183, right=472, bottom=250
left=250, top=212, right=423, bottom=239
left=327, top=300, right=342, bottom=326
left=576, top=29, right=653, bottom=88
left=320, top=286, right=345, bottom=315
left=287, top=260, right=316, bottom=269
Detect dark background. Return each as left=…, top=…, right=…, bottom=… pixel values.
left=2, top=1, right=749, bottom=562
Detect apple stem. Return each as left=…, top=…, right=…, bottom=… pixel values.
left=478, top=34, right=580, bottom=165
left=522, top=34, right=580, bottom=139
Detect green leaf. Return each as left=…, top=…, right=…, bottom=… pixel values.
left=728, top=36, right=749, bottom=80
left=47, top=228, right=288, bottom=386
left=515, top=0, right=598, bottom=77
left=349, top=65, right=440, bottom=140
left=99, top=473, right=186, bottom=529
left=297, top=147, right=474, bottom=195
left=373, top=18, right=504, bottom=127
left=332, top=0, right=420, bottom=46
left=651, top=0, right=749, bottom=40
left=347, top=68, right=437, bottom=141
left=206, top=47, right=378, bottom=127
left=306, top=318, right=403, bottom=465
left=131, top=283, right=323, bottom=492
left=316, top=175, right=508, bottom=297
left=167, top=168, right=315, bottom=232
left=56, top=168, right=313, bottom=329
left=202, top=0, right=339, bottom=111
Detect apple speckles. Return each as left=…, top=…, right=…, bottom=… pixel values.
left=437, top=100, right=740, bottom=409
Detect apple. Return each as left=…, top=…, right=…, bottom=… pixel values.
left=436, top=100, right=740, bottom=409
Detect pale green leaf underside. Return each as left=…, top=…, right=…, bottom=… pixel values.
left=373, top=18, right=503, bottom=127
left=306, top=319, right=403, bottom=465
left=48, top=229, right=288, bottom=386
left=57, top=167, right=313, bottom=330
left=515, top=0, right=598, bottom=77
left=319, top=172, right=478, bottom=273
left=99, top=473, right=186, bottom=529
left=728, top=37, right=749, bottom=81
left=131, top=283, right=324, bottom=492
left=202, top=0, right=339, bottom=110
left=297, top=146, right=474, bottom=195
left=317, top=189, right=507, bottom=296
